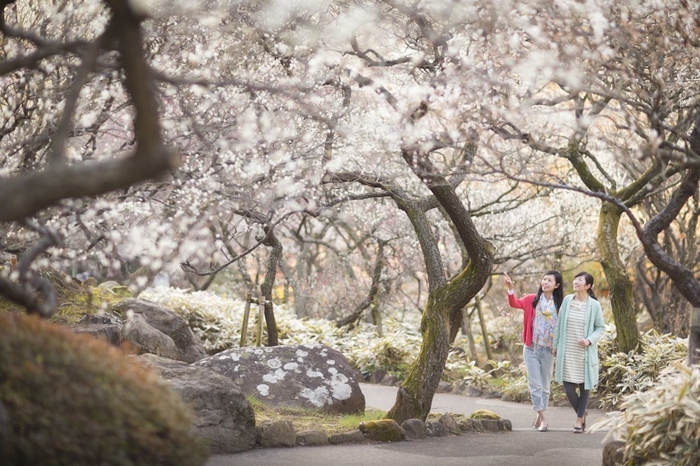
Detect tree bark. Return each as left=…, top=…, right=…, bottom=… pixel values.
left=386, top=255, right=492, bottom=424
left=328, top=138, right=492, bottom=424
left=597, top=203, right=639, bottom=352
left=689, top=308, right=700, bottom=366
left=371, top=298, right=383, bottom=337
left=475, top=295, right=493, bottom=361
left=336, top=241, right=385, bottom=328
left=260, top=227, right=282, bottom=346
left=636, top=167, right=700, bottom=307
left=387, top=290, right=452, bottom=422
left=386, top=160, right=493, bottom=423
left=462, top=306, right=478, bottom=362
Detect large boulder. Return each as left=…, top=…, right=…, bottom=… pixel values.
left=113, top=298, right=207, bottom=363
left=123, top=313, right=180, bottom=360
left=72, top=314, right=123, bottom=346
left=138, top=354, right=257, bottom=454
left=195, top=344, right=365, bottom=414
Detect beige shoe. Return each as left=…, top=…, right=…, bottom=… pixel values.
left=532, top=414, right=541, bottom=429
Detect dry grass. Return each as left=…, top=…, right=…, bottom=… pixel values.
left=248, top=396, right=386, bottom=435
left=0, top=269, right=126, bottom=325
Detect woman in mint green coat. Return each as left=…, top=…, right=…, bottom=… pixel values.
left=553, top=272, right=605, bottom=433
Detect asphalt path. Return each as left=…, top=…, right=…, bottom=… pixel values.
left=206, top=383, right=613, bottom=466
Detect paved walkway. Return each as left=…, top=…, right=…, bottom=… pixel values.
left=206, top=383, right=613, bottom=466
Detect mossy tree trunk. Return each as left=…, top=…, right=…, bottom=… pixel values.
left=385, top=152, right=493, bottom=423
left=386, top=257, right=491, bottom=423
left=330, top=149, right=493, bottom=424
left=386, top=289, right=451, bottom=422
left=597, top=203, right=639, bottom=353
left=326, top=99, right=490, bottom=422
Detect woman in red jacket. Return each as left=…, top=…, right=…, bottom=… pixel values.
left=504, top=270, right=563, bottom=432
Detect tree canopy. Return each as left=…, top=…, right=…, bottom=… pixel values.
left=2, top=0, right=700, bottom=418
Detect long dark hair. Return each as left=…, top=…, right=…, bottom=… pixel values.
left=534, top=270, right=564, bottom=310
left=575, top=271, right=598, bottom=300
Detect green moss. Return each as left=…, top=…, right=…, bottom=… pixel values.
left=469, top=409, right=501, bottom=420
left=358, top=419, right=405, bottom=442
left=0, top=296, right=21, bottom=313
left=49, top=285, right=125, bottom=325
left=339, top=409, right=386, bottom=430
left=0, top=312, right=208, bottom=466
left=249, top=393, right=385, bottom=436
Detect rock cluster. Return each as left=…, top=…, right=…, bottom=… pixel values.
left=253, top=411, right=512, bottom=449
left=71, top=298, right=512, bottom=455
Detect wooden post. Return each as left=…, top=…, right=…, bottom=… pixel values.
left=240, top=292, right=252, bottom=347
left=462, top=306, right=479, bottom=363
left=255, top=296, right=264, bottom=347
left=689, top=307, right=700, bottom=366
left=371, top=294, right=383, bottom=338
left=475, top=295, right=493, bottom=361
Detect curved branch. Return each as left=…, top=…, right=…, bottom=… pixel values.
left=1, top=220, right=61, bottom=317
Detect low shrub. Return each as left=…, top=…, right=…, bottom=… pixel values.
left=594, top=363, right=700, bottom=466
left=0, top=312, right=208, bottom=466
left=596, top=329, right=687, bottom=409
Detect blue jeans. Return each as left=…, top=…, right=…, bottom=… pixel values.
left=523, top=345, right=554, bottom=412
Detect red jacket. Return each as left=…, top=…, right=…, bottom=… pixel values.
left=507, top=292, right=537, bottom=347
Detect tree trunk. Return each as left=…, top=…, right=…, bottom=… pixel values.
left=385, top=214, right=492, bottom=423
left=383, top=164, right=493, bottom=423
left=462, top=306, right=478, bottom=362
left=336, top=241, right=385, bottom=328
left=260, top=227, right=282, bottom=346
left=263, top=300, right=277, bottom=346
left=386, top=290, right=451, bottom=422
left=293, top=241, right=312, bottom=317
left=371, top=300, right=383, bottom=337
left=689, top=308, right=700, bottom=366
left=330, top=155, right=493, bottom=424
left=475, top=295, right=493, bottom=361
left=636, top=166, right=700, bottom=308
left=597, top=202, right=639, bottom=352
left=449, top=310, right=462, bottom=344
left=659, top=288, right=691, bottom=337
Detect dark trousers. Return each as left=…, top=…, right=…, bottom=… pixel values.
left=563, top=381, right=589, bottom=418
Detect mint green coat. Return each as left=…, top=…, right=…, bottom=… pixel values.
left=553, top=294, right=605, bottom=390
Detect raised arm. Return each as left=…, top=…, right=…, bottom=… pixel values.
left=504, top=273, right=528, bottom=310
